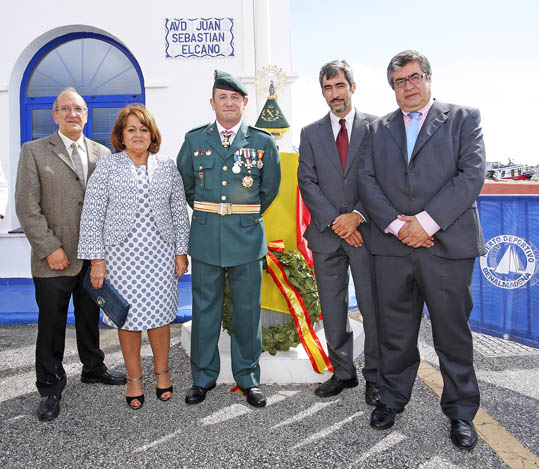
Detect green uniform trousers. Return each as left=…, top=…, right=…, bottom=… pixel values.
left=190, top=258, right=263, bottom=389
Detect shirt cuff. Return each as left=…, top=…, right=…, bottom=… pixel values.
left=352, top=210, right=366, bottom=223
left=415, top=211, right=440, bottom=236
left=385, top=218, right=405, bottom=237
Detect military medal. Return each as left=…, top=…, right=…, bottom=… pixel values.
left=207, top=150, right=212, bottom=156
left=222, top=130, right=233, bottom=148
left=194, top=150, right=199, bottom=156
left=244, top=149, right=252, bottom=169
left=242, top=175, right=254, bottom=188
left=233, top=151, right=242, bottom=173
left=257, top=150, right=264, bottom=169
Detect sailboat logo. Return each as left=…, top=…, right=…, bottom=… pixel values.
left=480, top=235, right=538, bottom=289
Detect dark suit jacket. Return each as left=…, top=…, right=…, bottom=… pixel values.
left=298, top=109, right=377, bottom=253
left=177, top=121, right=281, bottom=267
left=358, top=100, right=486, bottom=260
left=15, top=132, right=109, bottom=277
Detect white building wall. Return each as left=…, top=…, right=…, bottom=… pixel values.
left=0, top=0, right=294, bottom=277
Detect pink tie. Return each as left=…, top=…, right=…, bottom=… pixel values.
left=336, top=119, right=348, bottom=169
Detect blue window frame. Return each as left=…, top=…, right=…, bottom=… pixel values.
left=20, top=33, right=145, bottom=151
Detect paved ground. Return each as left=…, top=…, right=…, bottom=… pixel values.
left=1, top=321, right=538, bottom=469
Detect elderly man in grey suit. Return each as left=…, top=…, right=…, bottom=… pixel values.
left=298, top=60, right=380, bottom=405
left=359, top=50, right=485, bottom=450
left=15, top=88, right=125, bottom=422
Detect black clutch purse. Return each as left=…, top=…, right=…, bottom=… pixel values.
left=83, top=268, right=130, bottom=328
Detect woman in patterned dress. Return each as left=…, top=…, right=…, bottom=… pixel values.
left=78, top=105, right=189, bottom=409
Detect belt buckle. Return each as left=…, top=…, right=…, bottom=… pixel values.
left=218, top=202, right=232, bottom=216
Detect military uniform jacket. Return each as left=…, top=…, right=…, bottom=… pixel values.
left=177, top=121, right=281, bottom=267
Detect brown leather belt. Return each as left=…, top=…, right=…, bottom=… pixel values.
left=193, top=201, right=260, bottom=216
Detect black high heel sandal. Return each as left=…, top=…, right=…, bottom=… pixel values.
left=155, top=370, right=173, bottom=401
left=126, top=376, right=144, bottom=410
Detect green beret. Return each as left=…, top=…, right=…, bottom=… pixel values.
left=214, top=70, right=248, bottom=96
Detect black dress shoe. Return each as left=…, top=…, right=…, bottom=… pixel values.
left=370, top=402, right=403, bottom=430
left=314, top=375, right=358, bottom=397
left=37, top=394, right=61, bottom=422
left=244, top=387, right=266, bottom=408
left=450, top=419, right=478, bottom=450
left=365, top=381, right=380, bottom=406
left=185, top=384, right=216, bottom=404
left=81, top=369, right=127, bottom=385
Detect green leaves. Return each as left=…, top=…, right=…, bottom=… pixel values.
left=221, top=249, right=321, bottom=356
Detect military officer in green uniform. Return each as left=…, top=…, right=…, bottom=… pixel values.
left=177, top=70, right=281, bottom=407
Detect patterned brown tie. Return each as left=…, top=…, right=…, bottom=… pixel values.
left=71, top=143, right=85, bottom=189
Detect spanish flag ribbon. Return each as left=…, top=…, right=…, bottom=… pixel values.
left=229, top=384, right=246, bottom=395
left=265, top=243, right=333, bottom=373
left=267, top=240, right=285, bottom=252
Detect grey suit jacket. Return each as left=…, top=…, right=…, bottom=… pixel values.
left=298, top=109, right=377, bottom=253
left=15, top=132, right=109, bottom=277
left=358, top=100, right=486, bottom=260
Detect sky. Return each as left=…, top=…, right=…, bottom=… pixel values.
left=289, top=0, right=539, bottom=166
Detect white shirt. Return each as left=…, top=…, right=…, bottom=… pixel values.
left=329, top=108, right=355, bottom=142
left=0, top=160, right=7, bottom=218
left=216, top=120, right=243, bottom=146
left=58, top=131, right=89, bottom=183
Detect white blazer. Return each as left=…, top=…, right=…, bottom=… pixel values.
left=78, top=151, right=190, bottom=259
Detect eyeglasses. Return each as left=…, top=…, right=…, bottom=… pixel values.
left=393, top=73, right=427, bottom=89
left=55, top=105, right=87, bottom=114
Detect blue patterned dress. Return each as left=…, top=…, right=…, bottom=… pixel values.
left=104, top=165, right=177, bottom=330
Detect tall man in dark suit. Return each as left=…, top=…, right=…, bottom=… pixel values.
left=15, top=88, right=125, bottom=422
left=298, top=60, right=380, bottom=405
left=358, top=50, right=485, bottom=450
left=177, top=71, right=281, bottom=408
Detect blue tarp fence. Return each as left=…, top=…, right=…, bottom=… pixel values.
left=1, top=194, right=538, bottom=348
left=471, top=195, right=539, bottom=347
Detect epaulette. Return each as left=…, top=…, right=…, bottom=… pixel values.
left=187, top=123, right=210, bottom=133
left=248, top=125, right=272, bottom=136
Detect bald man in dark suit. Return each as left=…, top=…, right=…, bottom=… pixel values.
left=16, top=88, right=125, bottom=422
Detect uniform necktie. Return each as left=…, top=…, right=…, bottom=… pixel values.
left=406, top=112, right=421, bottom=162
left=336, top=118, right=348, bottom=170
left=221, top=130, right=233, bottom=148
left=70, top=142, right=85, bottom=188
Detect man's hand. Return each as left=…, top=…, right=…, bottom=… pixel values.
left=331, top=212, right=363, bottom=239
left=90, top=260, right=106, bottom=289
left=397, top=215, right=434, bottom=248
left=343, top=230, right=364, bottom=248
left=175, top=254, right=189, bottom=278
left=46, top=248, right=70, bottom=270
